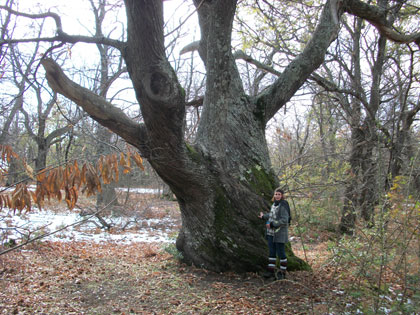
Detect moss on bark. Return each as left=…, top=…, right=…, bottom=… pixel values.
left=185, top=143, right=201, bottom=163
left=243, top=165, right=277, bottom=200
left=196, top=185, right=268, bottom=271
left=285, top=242, right=311, bottom=271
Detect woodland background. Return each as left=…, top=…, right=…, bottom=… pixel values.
left=0, top=0, right=419, bottom=314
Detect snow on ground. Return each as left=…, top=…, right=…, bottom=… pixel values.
left=1, top=187, right=177, bottom=245
left=1, top=209, right=175, bottom=244
left=116, top=187, right=162, bottom=194
left=1, top=186, right=162, bottom=195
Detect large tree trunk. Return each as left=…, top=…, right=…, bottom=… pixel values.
left=338, top=21, right=388, bottom=233
left=41, top=0, right=341, bottom=272
left=95, top=125, right=119, bottom=207
left=35, top=139, right=48, bottom=172
left=339, top=125, right=377, bottom=234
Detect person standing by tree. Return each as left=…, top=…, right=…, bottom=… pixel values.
left=259, top=188, right=291, bottom=280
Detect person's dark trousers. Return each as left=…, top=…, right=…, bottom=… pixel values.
left=267, top=235, right=287, bottom=279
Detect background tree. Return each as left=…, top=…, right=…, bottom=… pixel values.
left=88, top=0, right=128, bottom=207
left=313, top=2, right=420, bottom=233
left=0, top=0, right=27, bottom=185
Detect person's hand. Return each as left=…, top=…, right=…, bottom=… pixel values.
left=258, top=212, right=264, bottom=218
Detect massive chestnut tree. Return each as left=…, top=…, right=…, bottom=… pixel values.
left=2, top=0, right=419, bottom=272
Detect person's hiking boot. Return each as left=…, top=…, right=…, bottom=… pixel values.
left=263, top=270, right=275, bottom=279
left=264, top=256, right=276, bottom=279
left=278, top=258, right=287, bottom=280
left=275, top=270, right=286, bottom=280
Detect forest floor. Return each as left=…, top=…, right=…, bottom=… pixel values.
left=0, top=195, right=415, bottom=314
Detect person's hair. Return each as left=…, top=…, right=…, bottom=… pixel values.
left=271, top=187, right=285, bottom=201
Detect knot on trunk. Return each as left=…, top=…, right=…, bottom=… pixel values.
left=147, top=71, right=172, bottom=100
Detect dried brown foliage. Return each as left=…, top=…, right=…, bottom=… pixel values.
left=0, top=145, right=144, bottom=213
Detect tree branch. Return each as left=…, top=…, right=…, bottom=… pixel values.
left=310, top=73, right=369, bottom=109
left=1, top=35, right=124, bottom=51
left=180, top=40, right=200, bottom=55
left=46, top=125, right=73, bottom=147
left=19, top=107, right=37, bottom=140
left=40, top=58, right=149, bottom=155
left=0, top=5, right=63, bottom=33
left=233, top=50, right=282, bottom=77
left=186, top=97, right=204, bottom=107
left=123, top=0, right=186, bottom=155
left=180, top=45, right=281, bottom=82
left=343, top=0, right=420, bottom=47
left=0, top=5, right=125, bottom=50
left=257, top=0, right=341, bottom=125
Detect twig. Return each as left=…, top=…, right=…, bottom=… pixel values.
left=165, top=0, right=205, bottom=39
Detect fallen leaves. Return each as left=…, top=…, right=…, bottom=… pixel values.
left=0, top=240, right=343, bottom=314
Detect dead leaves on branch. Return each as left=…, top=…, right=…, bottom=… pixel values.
left=0, top=145, right=20, bottom=175
left=0, top=145, right=145, bottom=213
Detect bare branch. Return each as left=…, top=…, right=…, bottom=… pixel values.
left=257, top=0, right=341, bottom=125
left=310, top=72, right=369, bottom=109
left=186, top=97, right=203, bottom=107
left=40, top=58, right=149, bottom=154
left=233, top=50, right=282, bottom=77
left=344, top=0, right=420, bottom=47
left=180, top=40, right=200, bottom=55
left=0, top=5, right=63, bottom=33
left=0, top=5, right=125, bottom=50
left=180, top=42, right=282, bottom=78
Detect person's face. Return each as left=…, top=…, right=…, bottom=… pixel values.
left=274, top=191, right=282, bottom=201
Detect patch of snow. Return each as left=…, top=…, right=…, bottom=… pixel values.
left=1, top=186, right=162, bottom=195
left=116, top=187, right=162, bottom=194
left=378, top=307, right=391, bottom=314
left=380, top=295, right=393, bottom=303
left=1, top=208, right=176, bottom=244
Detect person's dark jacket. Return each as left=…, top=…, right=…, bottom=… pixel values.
left=262, top=200, right=290, bottom=243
